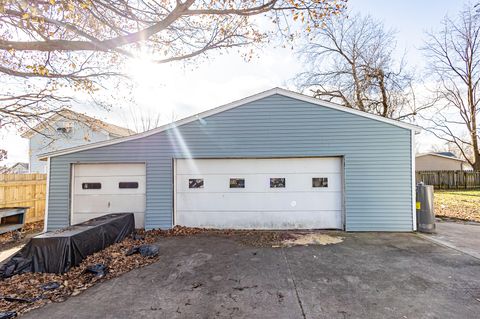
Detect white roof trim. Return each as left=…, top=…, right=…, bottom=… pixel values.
left=416, top=153, right=466, bottom=162
left=39, top=87, right=422, bottom=160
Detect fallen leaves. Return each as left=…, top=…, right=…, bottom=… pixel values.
left=0, top=221, right=44, bottom=251
left=0, top=226, right=214, bottom=315
left=434, top=190, right=480, bottom=222
left=0, top=233, right=159, bottom=316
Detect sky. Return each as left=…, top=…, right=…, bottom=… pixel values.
left=0, top=0, right=468, bottom=166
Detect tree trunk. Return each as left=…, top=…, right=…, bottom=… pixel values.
left=351, top=61, right=365, bottom=111
left=468, top=61, right=479, bottom=170
left=376, top=69, right=389, bottom=117
left=472, top=130, right=480, bottom=170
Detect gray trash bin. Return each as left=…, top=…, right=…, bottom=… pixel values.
left=416, top=183, right=435, bottom=233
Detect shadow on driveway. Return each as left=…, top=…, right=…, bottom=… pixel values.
left=22, top=232, right=480, bottom=319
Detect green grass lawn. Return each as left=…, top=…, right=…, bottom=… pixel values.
left=434, top=190, right=480, bottom=222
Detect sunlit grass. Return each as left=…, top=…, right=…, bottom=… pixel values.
left=434, top=189, right=480, bottom=222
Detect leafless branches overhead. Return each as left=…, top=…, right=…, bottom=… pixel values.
left=0, top=0, right=346, bottom=131
left=422, top=4, right=480, bottom=169
left=295, top=13, right=424, bottom=121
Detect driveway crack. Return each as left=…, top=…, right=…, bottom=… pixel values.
left=281, top=247, right=307, bottom=319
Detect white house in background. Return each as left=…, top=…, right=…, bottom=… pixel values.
left=21, top=109, right=134, bottom=173
left=415, top=152, right=473, bottom=171
left=0, top=162, right=29, bottom=174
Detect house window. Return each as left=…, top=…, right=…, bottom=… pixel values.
left=119, top=182, right=139, bottom=189
left=312, top=177, right=328, bottom=188
left=189, top=179, right=204, bottom=189
left=270, top=178, right=286, bottom=188
left=230, top=178, right=245, bottom=188
left=82, top=182, right=101, bottom=190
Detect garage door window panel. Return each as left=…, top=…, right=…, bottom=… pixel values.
left=189, top=179, right=204, bottom=189
left=230, top=178, right=245, bottom=188
left=119, top=182, right=139, bottom=189
left=312, top=178, right=328, bottom=188
left=82, top=182, right=101, bottom=190
left=270, top=178, right=286, bottom=188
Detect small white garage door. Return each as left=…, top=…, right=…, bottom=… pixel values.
left=175, top=158, right=343, bottom=229
left=72, top=163, right=146, bottom=227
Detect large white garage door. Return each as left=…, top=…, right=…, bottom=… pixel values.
left=72, top=163, right=146, bottom=227
left=175, top=158, right=343, bottom=229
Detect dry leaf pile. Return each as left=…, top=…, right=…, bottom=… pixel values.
left=0, top=222, right=44, bottom=252
left=0, top=233, right=158, bottom=316
left=149, top=226, right=299, bottom=247
left=434, top=190, right=480, bottom=222
left=0, top=226, right=226, bottom=316
left=148, top=226, right=308, bottom=248
left=0, top=222, right=43, bottom=245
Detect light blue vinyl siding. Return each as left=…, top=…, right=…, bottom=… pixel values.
left=47, top=94, right=413, bottom=231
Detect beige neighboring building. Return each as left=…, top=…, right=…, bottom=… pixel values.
left=21, top=109, right=135, bottom=173
left=416, top=152, right=473, bottom=171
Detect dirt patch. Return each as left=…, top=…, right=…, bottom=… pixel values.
left=231, top=231, right=297, bottom=247
left=148, top=226, right=297, bottom=248
left=150, top=227, right=343, bottom=248
left=434, top=190, right=480, bottom=223
left=282, top=233, right=344, bottom=246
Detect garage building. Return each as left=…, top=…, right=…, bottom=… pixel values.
left=40, top=88, right=421, bottom=232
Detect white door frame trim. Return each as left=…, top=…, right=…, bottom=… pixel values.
left=172, top=158, right=177, bottom=228
left=69, top=163, right=75, bottom=226
left=43, top=157, right=51, bottom=232
left=411, top=131, right=417, bottom=231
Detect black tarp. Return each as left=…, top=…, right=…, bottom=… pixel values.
left=0, top=213, right=134, bottom=278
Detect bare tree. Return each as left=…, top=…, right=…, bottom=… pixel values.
left=295, top=13, right=423, bottom=120
left=0, top=0, right=346, bottom=129
left=120, top=106, right=163, bottom=133
left=422, top=4, right=480, bottom=170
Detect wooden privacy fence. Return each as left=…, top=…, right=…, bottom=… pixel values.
left=416, top=170, right=480, bottom=189
left=0, top=173, right=47, bottom=223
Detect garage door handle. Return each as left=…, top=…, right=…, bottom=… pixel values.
left=108, top=201, right=111, bottom=208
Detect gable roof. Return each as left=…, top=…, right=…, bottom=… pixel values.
left=21, top=109, right=135, bottom=139
left=0, top=162, right=29, bottom=173
left=39, top=87, right=422, bottom=160
left=416, top=152, right=466, bottom=162
left=434, top=151, right=456, bottom=158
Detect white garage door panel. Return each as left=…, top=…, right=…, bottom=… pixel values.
left=73, top=194, right=146, bottom=212
left=177, top=158, right=342, bottom=174
left=75, top=163, right=146, bottom=176
left=176, top=192, right=342, bottom=211
left=72, top=163, right=146, bottom=227
left=175, top=158, right=343, bottom=229
left=177, top=211, right=342, bottom=229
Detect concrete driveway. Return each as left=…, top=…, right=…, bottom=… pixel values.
left=420, top=220, right=480, bottom=259
left=23, top=232, right=480, bottom=319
